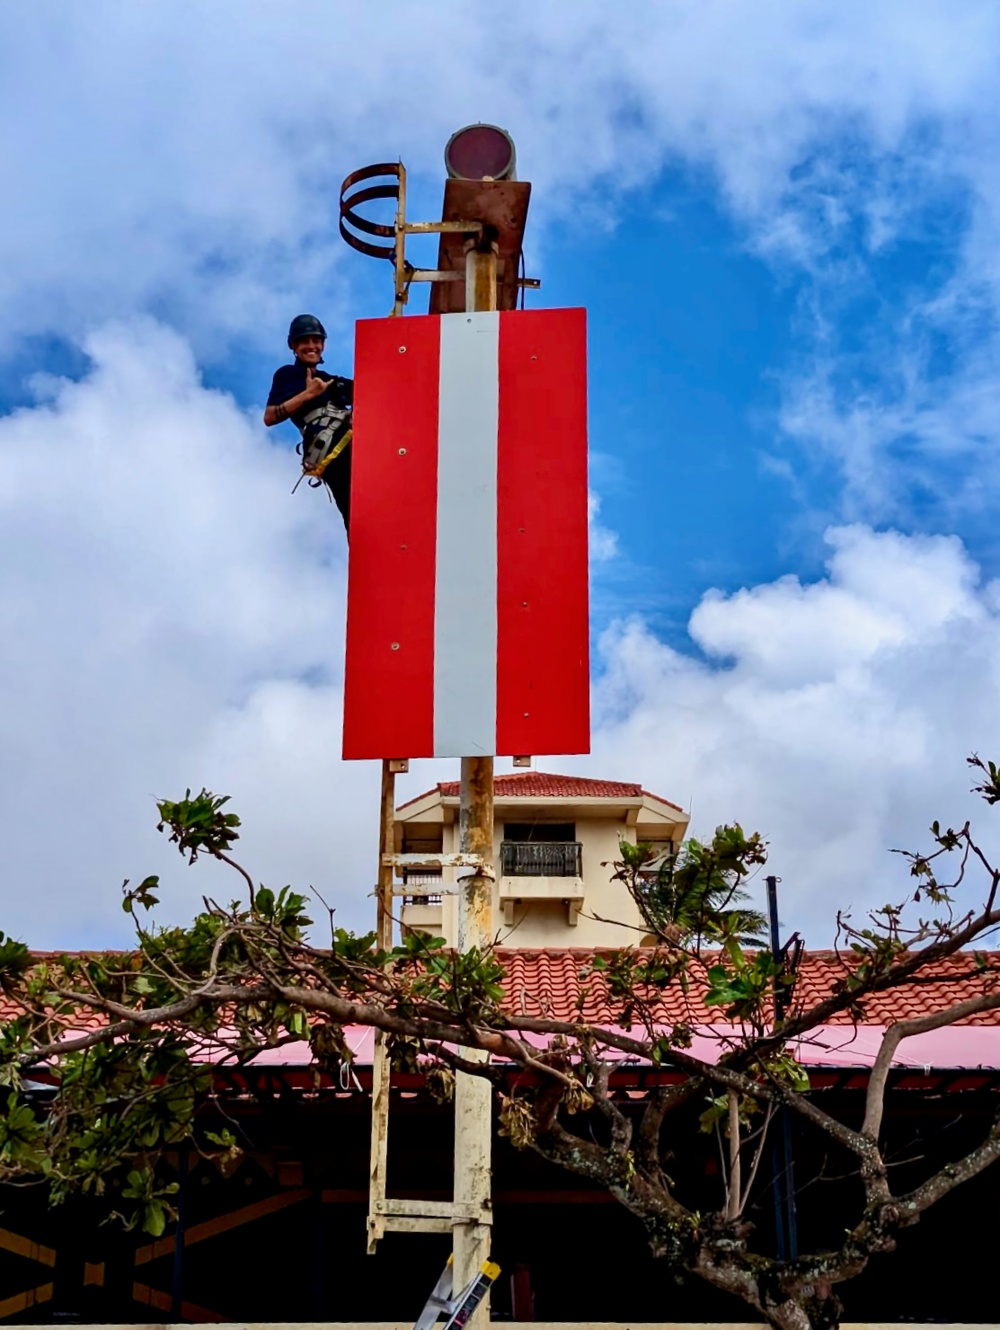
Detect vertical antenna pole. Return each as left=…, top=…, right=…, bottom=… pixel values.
left=765, top=874, right=798, bottom=1261
left=766, top=873, right=781, bottom=1002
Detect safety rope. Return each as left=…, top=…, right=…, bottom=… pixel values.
left=304, top=427, right=352, bottom=478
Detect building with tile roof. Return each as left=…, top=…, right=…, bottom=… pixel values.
left=5, top=766, right=1000, bottom=1324
left=5, top=947, right=1000, bottom=1050
left=393, top=771, right=689, bottom=946
left=5, top=945, right=1000, bottom=1325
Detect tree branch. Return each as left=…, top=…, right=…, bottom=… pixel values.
left=636, top=1080, right=702, bottom=1177
left=726, top=1090, right=742, bottom=1221
left=863, top=990, right=1000, bottom=1140
left=898, top=1113, right=1000, bottom=1218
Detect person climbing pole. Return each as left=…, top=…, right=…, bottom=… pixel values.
left=264, top=314, right=353, bottom=533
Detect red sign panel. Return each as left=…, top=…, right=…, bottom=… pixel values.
left=343, top=308, right=589, bottom=760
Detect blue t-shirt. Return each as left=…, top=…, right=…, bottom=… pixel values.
left=267, top=364, right=353, bottom=429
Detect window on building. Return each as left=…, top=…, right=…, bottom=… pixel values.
left=502, top=822, right=576, bottom=842
left=401, top=834, right=443, bottom=893
left=637, top=839, right=675, bottom=878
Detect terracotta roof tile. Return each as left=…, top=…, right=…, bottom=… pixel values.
left=398, top=771, right=684, bottom=811
left=6, top=950, right=997, bottom=1030
left=492, top=948, right=1000, bottom=1026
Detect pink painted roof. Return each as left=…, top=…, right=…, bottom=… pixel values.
left=246, top=1023, right=1000, bottom=1071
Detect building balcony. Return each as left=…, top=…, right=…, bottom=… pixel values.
left=400, top=900, right=444, bottom=932
left=499, top=841, right=584, bottom=926
left=400, top=870, right=443, bottom=934
left=500, top=841, right=582, bottom=878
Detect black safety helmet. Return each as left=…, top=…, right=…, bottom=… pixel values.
left=287, top=313, right=327, bottom=348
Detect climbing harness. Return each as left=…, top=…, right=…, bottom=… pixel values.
left=291, top=402, right=353, bottom=494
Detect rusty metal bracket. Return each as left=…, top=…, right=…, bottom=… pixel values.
left=340, top=160, right=539, bottom=315
left=340, top=162, right=488, bottom=316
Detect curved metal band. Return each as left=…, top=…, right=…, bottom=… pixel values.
left=341, top=183, right=400, bottom=238
left=338, top=216, right=395, bottom=261
left=340, top=162, right=402, bottom=192
left=338, top=163, right=404, bottom=263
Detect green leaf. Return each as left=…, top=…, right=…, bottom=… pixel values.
left=0, top=934, right=31, bottom=977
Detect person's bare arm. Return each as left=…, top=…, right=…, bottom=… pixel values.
left=263, top=368, right=329, bottom=427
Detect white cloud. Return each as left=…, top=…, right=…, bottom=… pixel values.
left=5, top=6, right=1000, bottom=949
left=588, top=491, right=619, bottom=563
left=2, top=3, right=998, bottom=354
left=585, top=524, right=1000, bottom=940
left=2, top=0, right=998, bottom=531
left=4, top=2, right=1000, bottom=517
left=778, top=309, right=1000, bottom=529
left=4, top=332, right=996, bottom=954
left=0, top=320, right=382, bottom=945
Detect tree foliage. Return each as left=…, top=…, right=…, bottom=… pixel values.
left=3, top=767, right=1000, bottom=1329
left=612, top=823, right=769, bottom=947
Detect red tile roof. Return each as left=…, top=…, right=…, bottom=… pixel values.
left=398, top=771, right=684, bottom=811
left=493, top=948, right=1000, bottom=1026
left=7, top=950, right=997, bottom=1033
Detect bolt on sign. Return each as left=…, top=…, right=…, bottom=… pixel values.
left=343, top=307, right=590, bottom=760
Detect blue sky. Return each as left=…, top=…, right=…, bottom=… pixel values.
left=570, top=174, right=803, bottom=637
left=5, top=2, right=1000, bottom=946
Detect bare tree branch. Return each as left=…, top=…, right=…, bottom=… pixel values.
left=863, top=990, right=1000, bottom=1139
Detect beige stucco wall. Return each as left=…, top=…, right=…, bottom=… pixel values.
left=411, top=812, right=653, bottom=948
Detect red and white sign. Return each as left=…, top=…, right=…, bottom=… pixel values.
left=343, top=308, right=590, bottom=761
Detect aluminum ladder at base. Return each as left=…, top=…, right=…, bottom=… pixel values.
left=413, top=1254, right=500, bottom=1330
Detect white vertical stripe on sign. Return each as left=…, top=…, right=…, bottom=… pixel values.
left=434, top=311, right=500, bottom=756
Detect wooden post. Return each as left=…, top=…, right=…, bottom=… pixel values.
left=367, top=759, right=395, bottom=1253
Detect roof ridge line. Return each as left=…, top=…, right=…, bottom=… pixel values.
left=397, top=771, right=679, bottom=812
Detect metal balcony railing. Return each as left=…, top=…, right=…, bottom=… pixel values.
left=402, top=868, right=443, bottom=907
left=500, top=841, right=582, bottom=879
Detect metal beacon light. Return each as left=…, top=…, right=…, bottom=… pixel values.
left=339, top=126, right=590, bottom=1328
left=444, top=123, right=517, bottom=181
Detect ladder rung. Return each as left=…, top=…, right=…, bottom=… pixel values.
left=383, top=1215, right=452, bottom=1234
left=390, top=884, right=456, bottom=898
left=374, top=1198, right=492, bottom=1224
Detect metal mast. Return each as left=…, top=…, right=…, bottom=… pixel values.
left=341, top=126, right=535, bottom=1327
